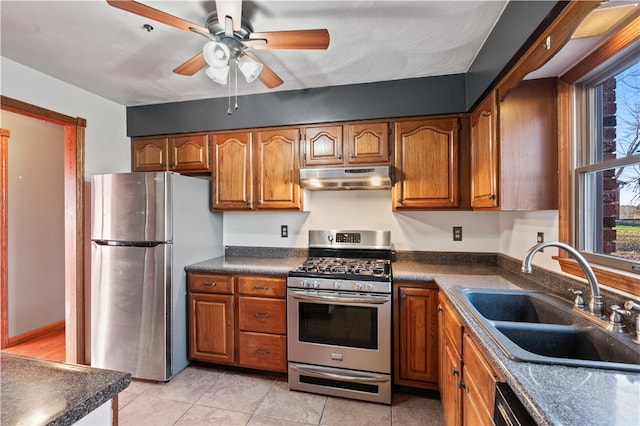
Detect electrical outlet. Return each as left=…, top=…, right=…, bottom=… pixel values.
left=281, top=225, right=288, bottom=238
left=453, top=226, right=462, bottom=241
left=537, top=232, right=544, bottom=252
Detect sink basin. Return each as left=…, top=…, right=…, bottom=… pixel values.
left=462, top=290, right=575, bottom=325
left=452, top=288, right=640, bottom=372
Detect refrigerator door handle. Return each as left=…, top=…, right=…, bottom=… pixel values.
left=93, top=240, right=164, bottom=247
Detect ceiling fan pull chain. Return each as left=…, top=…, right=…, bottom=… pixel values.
left=234, top=63, right=239, bottom=111
left=227, top=66, right=232, bottom=115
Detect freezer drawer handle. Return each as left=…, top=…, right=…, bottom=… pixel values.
left=255, top=313, right=270, bottom=318
left=203, top=282, right=217, bottom=287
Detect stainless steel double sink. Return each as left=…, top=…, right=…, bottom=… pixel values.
left=451, top=288, right=640, bottom=372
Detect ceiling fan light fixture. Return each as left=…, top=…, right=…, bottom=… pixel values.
left=205, top=65, right=230, bottom=85
left=237, top=53, right=263, bottom=83
left=203, top=41, right=231, bottom=68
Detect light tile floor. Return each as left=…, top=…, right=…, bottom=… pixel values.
left=118, top=365, right=446, bottom=425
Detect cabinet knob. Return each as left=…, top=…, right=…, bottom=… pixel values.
left=203, top=282, right=217, bottom=287
left=255, top=313, right=270, bottom=318
left=400, top=294, right=407, bottom=300
left=337, top=153, right=342, bottom=159
left=451, top=368, right=459, bottom=376
left=254, top=286, right=270, bottom=290
left=488, top=194, right=496, bottom=200
left=255, top=349, right=271, bottom=355
left=437, top=306, right=443, bottom=313
left=349, top=152, right=354, bottom=158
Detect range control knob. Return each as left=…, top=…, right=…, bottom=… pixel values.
left=366, top=283, right=374, bottom=291
left=353, top=282, right=363, bottom=291
left=302, top=279, right=309, bottom=288
left=333, top=281, right=341, bottom=290
left=313, top=280, right=320, bottom=289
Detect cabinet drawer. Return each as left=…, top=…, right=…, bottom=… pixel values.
left=238, top=276, right=286, bottom=298
left=238, top=332, right=287, bottom=372
left=239, top=297, right=286, bottom=334
left=443, top=302, right=463, bottom=356
left=188, top=273, right=233, bottom=294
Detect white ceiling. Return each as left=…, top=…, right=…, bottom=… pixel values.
left=0, top=0, right=510, bottom=107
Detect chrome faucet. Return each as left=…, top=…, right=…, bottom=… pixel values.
left=521, top=242, right=604, bottom=318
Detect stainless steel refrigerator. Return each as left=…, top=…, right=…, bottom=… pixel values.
left=90, top=172, right=223, bottom=381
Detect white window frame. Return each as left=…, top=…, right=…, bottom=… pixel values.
left=573, top=47, right=640, bottom=276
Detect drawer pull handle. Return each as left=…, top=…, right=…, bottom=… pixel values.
left=203, top=282, right=217, bottom=287
left=255, top=313, right=270, bottom=318
left=254, top=286, right=270, bottom=290
left=255, top=349, right=271, bottom=355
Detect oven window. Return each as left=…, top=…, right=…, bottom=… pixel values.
left=298, top=302, right=378, bottom=349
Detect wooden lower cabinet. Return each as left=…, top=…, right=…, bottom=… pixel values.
left=187, top=272, right=287, bottom=373
left=393, top=282, right=439, bottom=390
left=438, top=292, right=503, bottom=426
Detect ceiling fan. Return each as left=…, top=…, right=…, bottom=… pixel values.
left=106, top=0, right=330, bottom=89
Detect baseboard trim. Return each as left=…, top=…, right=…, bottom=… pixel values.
left=8, top=320, right=65, bottom=347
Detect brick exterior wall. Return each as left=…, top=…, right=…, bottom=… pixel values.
left=602, top=77, right=617, bottom=254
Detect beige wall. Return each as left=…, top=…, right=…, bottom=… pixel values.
left=3, top=109, right=66, bottom=336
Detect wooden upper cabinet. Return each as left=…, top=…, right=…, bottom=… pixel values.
left=131, top=134, right=211, bottom=173
left=471, top=78, right=558, bottom=211
left=303, top=125, right=343, bottom=166
left=393, top=118, right=459, bottom=210
left=302, top=121, right=390, bottom=167
left=254, top=127, right=301, bottom=210
left=345, top=122, right=390, bottom=165
left=169, top=134, right=210, bottom=172
left=470, top=92, right=499, bottom=209
left=131, top=137, right=168, bottom=172
left=211, top=131, right=253, bottom=210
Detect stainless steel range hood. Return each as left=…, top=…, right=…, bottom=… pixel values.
left=299, top=165, right=392, bottom=190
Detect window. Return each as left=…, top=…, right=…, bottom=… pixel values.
left=574, top=55, right=640, bottom=276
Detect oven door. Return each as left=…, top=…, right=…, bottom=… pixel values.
left=287, top=288, right=391, bottom=374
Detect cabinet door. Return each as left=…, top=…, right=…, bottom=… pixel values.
left=442, top=335, right=463, bottom=426
left=440, top=295, right=464, bottom=426
left=394, top=285, right=439, bottom=389
left=345, top=122, right=390, bottom=165
left=254, top=128, right=301, bottom=210
left=303, top=125, right=343, bottom=166
left=131, top=137, right=168, bottom=172
left=462, top=332, right=499, bottom=426
left=169, top=134, right=210, bottom=172
left=394, top=118, right=459, bottom=209
left=211, top=131, right=253, bottom=210
left=470, top=92, right=499, bottom=208
left=188, top=293, right=234, bottom=364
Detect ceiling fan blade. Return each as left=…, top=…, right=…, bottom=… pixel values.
left=251, top=29, right=330, bottom=50
left=244, top=51, right=283, bottom=89
left=173, top=52, right=207, bottom=76
left=215, top=0, right=243, bottom=31
left=106, top=0, right=208, bottom=33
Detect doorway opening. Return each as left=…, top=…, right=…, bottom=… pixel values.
left=0, top=95, right=86, bottom=364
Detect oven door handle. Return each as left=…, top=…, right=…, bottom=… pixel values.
left=290, top=364, right=390, bottom=384
left=289, top=292, right=389, bottom=305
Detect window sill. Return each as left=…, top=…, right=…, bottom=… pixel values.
left=557, top=257, right=640, bottom=297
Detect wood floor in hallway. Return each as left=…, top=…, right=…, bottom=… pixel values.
left=1, top=327, right=65, bottom=362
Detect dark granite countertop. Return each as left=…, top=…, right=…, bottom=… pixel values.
left=186, top=255, right=306, bottom=276
left=392, top=261, right=640, bottom=426
left=1, top=354, right=131, bottom=426
left=185, top=250, right=640, bottom=425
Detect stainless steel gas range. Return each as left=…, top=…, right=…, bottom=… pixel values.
left=287, top=230, right=392, bottom=404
